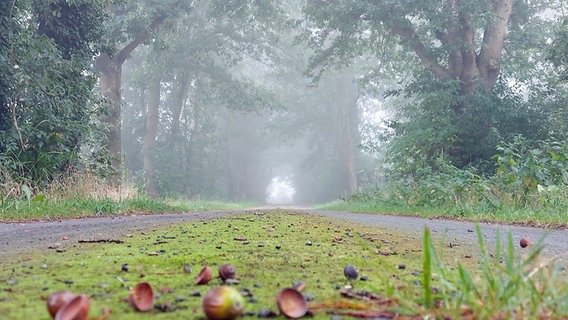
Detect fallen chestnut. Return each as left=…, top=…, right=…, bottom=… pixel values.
left=520, top=237, right=531, bottom=248
left=344, top=264, right=359, bottom=280
left=218, top=264, right=236, bottom=281
left=55, top=294, right=90, bottom=320
left=47, top=291, right=76, bottom=318
left=128, top=281, right=154, bottom=312
left=277, top=288, right=308, bottom=319
left=195, top=266, right=213, bottom=285
left=202, top=286, right=245, bottom=320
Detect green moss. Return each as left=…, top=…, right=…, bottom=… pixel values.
left=0, top=210, right=482, bottom=319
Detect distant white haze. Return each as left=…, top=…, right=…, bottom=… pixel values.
left=265, top=176, right=295, bottom=204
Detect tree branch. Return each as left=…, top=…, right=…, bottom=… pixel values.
left=477, top=0, right=513, bottom=90
left=458, top=12, right=476, bottom=94
left=117, top=13, right=169, bottom=65
left=390, top=22, right=449, bottom=80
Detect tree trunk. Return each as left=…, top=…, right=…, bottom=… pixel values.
left=319, top=74, right=360, bottom=195
left=332, top=77, right=359, bottom=194
left=169, top=72, right=190, bottom=144
left=143, top=75, right=161, bottom=198
left=392, top=0, right=513, bottom=95
left=96, top=52, right=122, bottom=182
left=95, top=13, right=169, bottom=180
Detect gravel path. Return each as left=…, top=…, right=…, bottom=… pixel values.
left=311, top=210, right=567, bottom=261
left=1, top=208, right=566, bottom=262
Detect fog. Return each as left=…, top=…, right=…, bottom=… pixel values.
left=110, top=0, right=562, bottom=205
left=120, top=45, right=378, bottom=204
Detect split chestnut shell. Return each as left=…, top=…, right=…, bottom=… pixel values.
left=277, top=288, right=308, bottom=319
left=47, top=291, right=76, bottom=318
left=218, top=264, right=236, bottom=281
left=54, top=294, right=90, bottom=320
left=195, top=266, right=213, bottom=285
left=202, top=286, right=245, bottom=320
left=128, top=281, right=155, bottom=312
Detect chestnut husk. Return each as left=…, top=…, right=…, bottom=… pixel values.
left=276, top=288, right=308, bottom=319
left=195, top=266, right=213, bottom=285
left=202, top=286, right=245, bottom=320
left=47, top=291, right=76, bottom=318
left=128, top=281, right=155, bottom=312
left=54, top=294, right=90, bottom=320
left=218, top=264, right=236, bottom=281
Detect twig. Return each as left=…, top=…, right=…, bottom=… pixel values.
left=78, top=239, right=124, bottom=244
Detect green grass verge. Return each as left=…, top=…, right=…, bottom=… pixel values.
left=0, top=196, right=254, bottom=222
left=317, top=199, right=568, bottom=228
left=1, top=210, right=565, bottom=319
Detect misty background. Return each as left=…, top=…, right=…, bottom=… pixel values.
left=2, top=0, right=568, bottom=208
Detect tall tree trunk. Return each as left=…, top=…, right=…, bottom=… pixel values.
left=331, top=76, right=359, bottom=194
left=97, top=53, right=122, bottom=181
left=143, top=75, right=161, bottom=197
left=95, top=13, right=169, bottom=180
left=169, top=72, right=190, bottom=144
left=319, top=74, right=360, bottom=195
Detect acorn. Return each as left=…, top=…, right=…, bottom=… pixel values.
left=54, top=294, right=90, bottom=320
left=195, top=266, right=213, bottom=285
left=276, top=288, right=308, bottom=319
left=343, top=264, right=359, bottom=281
left=520, top=237, right=531, bottom=248
left=218, top=264, right=236, bottom=281
left=202, top=286, right=245, bottom=320
left=128, top=282, right=154, bottom=312
left=47, top=291, right=76, bottom=318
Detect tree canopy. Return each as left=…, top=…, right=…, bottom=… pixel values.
left=301, top=0, right=566, bottom=171
left=1, top=0, right=568, bottom=204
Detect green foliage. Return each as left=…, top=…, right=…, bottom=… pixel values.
left=494, top=135, right=568, bottom=205
left=425, top=226, right=568, bottom=319
left=0, top=0, right=112, bottom=185
left=548, top=17, right=568, bottom=80
left=327, top=133, right=568, bottom=225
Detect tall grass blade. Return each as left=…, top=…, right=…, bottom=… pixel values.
left=423, top=227, right=433, bottom=307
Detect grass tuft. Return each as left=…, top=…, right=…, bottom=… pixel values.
left=0, top=170, right=252, bottom=221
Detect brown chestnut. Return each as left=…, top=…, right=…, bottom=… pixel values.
left=47, top=291, right=76, bottom=318
left=520, top=237, right=531, bottom=248
left=128, top=282, right=154, bottom=312
left=277, top=288, right=308, bottom=319
left=202, top=286, right=245, bottom=320
left=55, top=294, right=90, bottom=320
left=218, top=264, right=236, bottom=281
left=195, top=266, right=213, bottom=285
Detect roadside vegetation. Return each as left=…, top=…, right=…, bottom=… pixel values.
left=0, top=170, right=252, bottom=222
left=1, top=210, right=566, bottom=319
left=321, top=135, right=568, bottom=228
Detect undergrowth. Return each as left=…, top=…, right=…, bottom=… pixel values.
left=322, top=137, right=568, bottom=227
left=0, top=170, right=250, bottom=221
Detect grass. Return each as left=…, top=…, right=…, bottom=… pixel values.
left=0, top=171, right=253, bottom=222
left=0, top=195, right=253, bottom=221
left=1, top=209, right=566, bottom=319
left=318, top=198, right=568, bottom=228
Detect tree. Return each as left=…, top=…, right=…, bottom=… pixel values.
left=120, top=0, right=285, bottom=197
left=1, top=0, right=110, bottom=183
left=301, top=0, right=564, bottom=169
left=95, top=0, right=184, bottom=178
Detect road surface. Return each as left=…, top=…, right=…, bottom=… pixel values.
left=0, top=208, right=566, bottom=263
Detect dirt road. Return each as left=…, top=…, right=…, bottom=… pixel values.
left=1, top=208, right=566, bottom=263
